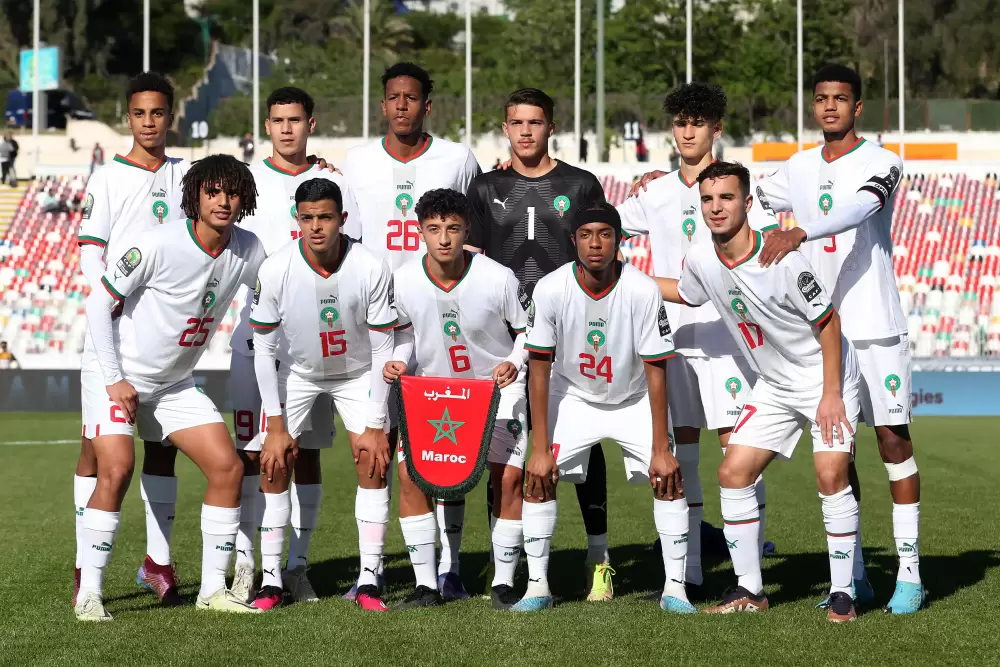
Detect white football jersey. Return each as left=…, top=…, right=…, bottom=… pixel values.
left=393, top=252, right=528, bottom=379
left=618, top=168, right=778, bottom=357
left=677, top=230, right=859, bottom=392
left=343, top=136, right=481, bottom=271
left=526, top=262, right=675, bottom=404
left=78, top=155, right=188, bottom=263
left=231, top=159, right=362, bottom=356
left=756, top=139, right=906, bottom=341
left=99, top=218, right=265, bottom=392
left=250, top=236, right=396, bottom=381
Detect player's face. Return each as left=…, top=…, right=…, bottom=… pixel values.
left=572, top=223, right=617, bottom=271
left=265, top=103, right=315, bottom=157
left=672, top=115, right=721, bottom=162
left=813, top=81, right=862, bottom=135
left=297, top=199, right=344, bottom=253
left=382, top=76, right=430, bottom=137
left=699, top=175, right=751, bottom=237
left=126, top=91, right=171, bottom=150
left=198, top=182, right=242, bottom=229
left=420, top=214, right=467, bottom=264
left=503, top=105, right=553, bottom=161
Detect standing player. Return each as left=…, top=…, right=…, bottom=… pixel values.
left=249, top=179, right=395, bottom=611
left=343, top=62, right=480, bottom=599
left=228, top=86, right=361, bottom=604
left=466, top=88, right=615, bottom=602
left=754, top=64, right=922, bottom=614
left=75, top=72, right=189, bottom=607
left=517, top=202, right=692, bottom=614
left=382, top=189, right=529, bottom=610
left=616, top=83, right=777, bottom=590
left=656, top=161, right=861, bottom=622
left=76, top=155, right=266, bottom=620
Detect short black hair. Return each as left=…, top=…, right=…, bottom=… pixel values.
left=415, top=188, right=467, bottom=224
left=381, top=62, right=433, bottom=99
left=697, top=160, right=751, bottom=198
left=181, top=154, right=258, bottom=223
left=813, top=63, right=862, bottom=102
left=506, top=88, right=555, bottom=124
left=663, top=82, right=726, bottom=123
left=267, top=86, right=315, bottom=118
left=294, top=178, right=343, bottom=213
left=125, top=72, right=174, bottom=113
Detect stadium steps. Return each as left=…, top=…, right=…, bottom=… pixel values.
left=0, top=184, right=28, bottom=238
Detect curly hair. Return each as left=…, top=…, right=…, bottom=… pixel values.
left=663, top=82, right=727, bottom=123
left=415, top=188, right=467, bottom=224
left=382, top=62, right=434, bottom=100
left=181, top=154, right=258, bottom=223
left=126, top=71, right=174, bottom=113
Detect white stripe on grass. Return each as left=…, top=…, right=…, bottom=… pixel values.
left=0, top=439, right=78, bottom=446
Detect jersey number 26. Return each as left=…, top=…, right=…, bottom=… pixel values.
left=387, top=220, right=420, bottom=251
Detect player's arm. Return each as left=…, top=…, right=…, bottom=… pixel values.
left=78, top=168, right=113, bottom=287
left=747, top=178, right=780, bottom=233
left=341, top=180, right=363, bottom=241
left=661, top=257, right=709, bottom=306
left=464, top=177, right=488, bottom=254
left=524, top=288, right=559, bottom=500
left=383, top=283, right=412, bottom=384
left=356, top=263, right=397, bottom=479
left=495, top=272, right=531, bottom=387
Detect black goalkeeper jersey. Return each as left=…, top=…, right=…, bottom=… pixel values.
left=467, top=161, right=606, bottom=298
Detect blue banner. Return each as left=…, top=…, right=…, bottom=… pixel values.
left=911, top=370, right=1000, bottom=416
left=19, top=47, right=59, bottom=92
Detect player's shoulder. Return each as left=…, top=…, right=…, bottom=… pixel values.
left=393, top=254, right=425, bottom=284
left=619, top=261, right=660, bottom=296
left=534, top=261, right=575, bottom=296
left=258, top=239, right=296, bottom=272
left=555, top=160, right=602, bottom=186
left=469, top=252, right=515, bottom=282
left=344, top=236, right=385, bottom=270
left=427, top=135, right=472, bottom=159
left=163, top=156, right=188, bottom=171
left=857, top=139, right=903, bottom=169
left=230, top=224, right=266, bottom=257
left=635, top=168, right=683, bottom=204
left=345, top=138, right=382, bottom=160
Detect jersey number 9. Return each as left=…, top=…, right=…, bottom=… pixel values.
left=179, top=317, right=214, bottom=347
left=387, top=220, right=421, bottom=251
left=579, top=353, right=613, bottom=383
left=320, top=330, right=347, bottom=357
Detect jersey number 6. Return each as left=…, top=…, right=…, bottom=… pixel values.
left=449, top=345, right=471, bottom=373
left=179, top=317, right=214, bottom=347
left=579, top=353, right=613, bottom=382
left=387, top=220, right=421, bottom=251
left=320, top=330, right=347, bottom=357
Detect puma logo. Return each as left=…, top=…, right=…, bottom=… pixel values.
left=493, top=197, right=508, bottom=210
left=263, top=568, right=275, bottom=577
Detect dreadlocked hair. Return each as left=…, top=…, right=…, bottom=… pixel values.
left=181, top=154, right=258, bottom=223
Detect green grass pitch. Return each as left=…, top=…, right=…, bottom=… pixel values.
left=2, top=412, right=998, bottom=666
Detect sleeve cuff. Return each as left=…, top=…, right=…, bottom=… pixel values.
left=810, top=304, right=834, bottom=326
left=640, top=350, right=676, bottom=362
left=101, top=276, right=123, bottom=301
left=368, top=318, right=399, bottom=331
left=525, top=343, right=554, bottom=355
left=249, top=318, right=280, bottom=330
left=78, top=235, right=107, bottom=247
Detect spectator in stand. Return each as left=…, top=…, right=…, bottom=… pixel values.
left=580, top=135, right=589, bottom=163
left=635, top=136, right=648, bottom=163
left=90, top=142, right=104, bottom=175
left=239, top=131, right=255, bottom=163
left=0, top=341, right=19, bottom=370
left=0, top=134, right=13, bottom=185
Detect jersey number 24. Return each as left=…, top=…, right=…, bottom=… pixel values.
left=579, top=353, right=613, bottom=382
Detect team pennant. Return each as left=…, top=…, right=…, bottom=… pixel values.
left=396, top=376, right=499, bottom=500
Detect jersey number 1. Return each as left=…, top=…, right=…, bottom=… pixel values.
left=387, top=220, right=420, bottom=251
left=320, top=330, right=347, bottom=357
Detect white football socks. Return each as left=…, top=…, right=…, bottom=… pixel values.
left=235, top=474, right=261, bottom=568
left=73, top=475, right=97, bottom=570
left=720, top=485, right=763, bottom=595
left=654, top=497, right=690, bottom=600
left=893, top=502, right=921, bottom=584
left=400, top=512, right=438, bottom=590
left=356, top=487, right=390, bottom=588
left=79, top=508, right=120, bottom=597
left=199, top=504, right=240, bottom=599
left=675, top=444, right=702, bottom=585
left=435, top=499, right=465, bottom=576
left=287, top=483, right=322, bottom=569
left=820, top=487, right=860, bottom=596
left=754, top=474, right=767, bottom=556
left=491, top=518, right=523, bottom=588
left=522, top=500, right=557, bottom=598
left=260, top=491, right=290, bottom=590
left=140, top=474, right=177, bottom=566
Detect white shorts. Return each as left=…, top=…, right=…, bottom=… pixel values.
left=668, top=354, right=756, bottom=431
left=285, top=371, right=372, bottom=443
left=548, top=390, right=673, bottom=484
left=396, top=378, right=528, bottom=468
left=231, top=353, right=335, bottom=452
left=81, top=369, right=223, bottom=442
left=855, top=334, right=912, bottom=427
left=727, top=378, right=861, bottom=460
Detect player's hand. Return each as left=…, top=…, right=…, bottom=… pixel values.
left=497, top=159, right=513, bottom=170
left=383, top=360, right=408, bottom=384
left=353, top=426, right=391, bottom=480
left=106, top=380, right=138, bottom=424
left=260, top=428, right=297, bottom=482
left=628, top=170, right=668, bottom=197
left=649, top=449, right=683, bottom=500
left=492, top=361, right=518, bottom=388
left=307, top=156, right=343, bottom=174
left=525, top=446, right=558, bottom=501
left=758, top=228, right=807, bottom=267
left=817, top=392, right=853, bottom=448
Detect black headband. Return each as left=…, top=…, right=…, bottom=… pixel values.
left=572, top=206, right=622, bottom=237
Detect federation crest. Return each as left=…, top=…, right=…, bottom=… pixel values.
left=587, top=329, right=606, bottom=352
left=396, top=193, right=414, bottom=217
left=321, top=306, right=339, bottom=328
left=290, top=204, right=297, bottom=219
left=202, top=290, right=216, bottom=311
left=884, top=374, right=901, bottom=397
left=553, top=195, right=570, bottom=218
left=82, top=193, right=94, bottom=220
left=506, top=419, right=523, bottom=438
left=730, top=297, right=749, bottom=320
left=726, top=376, right=742, bottom=399
left=682, top=218, right=696, bottom=241
left=444, top=320, right=461, bottom=341
left=818, top=193, right=834, bottom=216
left=152, top=200, right=169, bottom=223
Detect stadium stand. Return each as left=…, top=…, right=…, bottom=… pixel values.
left=1, top=172, right=998, bottom=362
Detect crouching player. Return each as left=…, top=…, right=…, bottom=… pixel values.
left=382, top=189, right=529, bottom=610
left=657, top=162, right=862, bottom=622
left=77, top=155, right=266, bottom=620
left=518, top=202, right=693, bottom=613
left=250, top=179, right=397, bottom=611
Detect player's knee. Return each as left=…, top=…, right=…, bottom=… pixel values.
left=500, top=466, right=524, bottom=502
left=238, top=450, right=260, bottom=475
left=717, top=457, right=752, bottom=489
left=210, top=453, right=244, bottom=489
left=99, top=459, right=135, bottom=494
left=876, top=426, right=913, bottom=463
left=815, top=465, right=850, bottom=497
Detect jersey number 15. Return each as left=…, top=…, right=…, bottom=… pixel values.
left=320, top=330, right=347, bottom=357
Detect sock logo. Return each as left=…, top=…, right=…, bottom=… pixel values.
left=899, top=541, right=918, bottom=554
left=406, top=545, right=417, bottom=553
left=76, top=507, right=85, bottom=517
left=528, top=578, right=541, bottom=583
left=260, top=527, right=274, bottom=533
left=444, top=524, right=463, bottom=535
left=363, top=567, right=378, bottom=576
left=725, top=539, right=738, bottom=549
left=587, top=502, right=607, bottom=513
left=672, top=534, right=689, bottom=545
left=263, top=568, right=275, bottom=577
left=524, top=537, right=541, bottom=544
left=831, top=549, right=852, bottom=560
left=502, top=548, right=521, bottom=558
left=237, top=550, right=248, bottom=557
left=215, top=541, right=235, bottom=552
left=92, top=541, right=113, bottom=552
